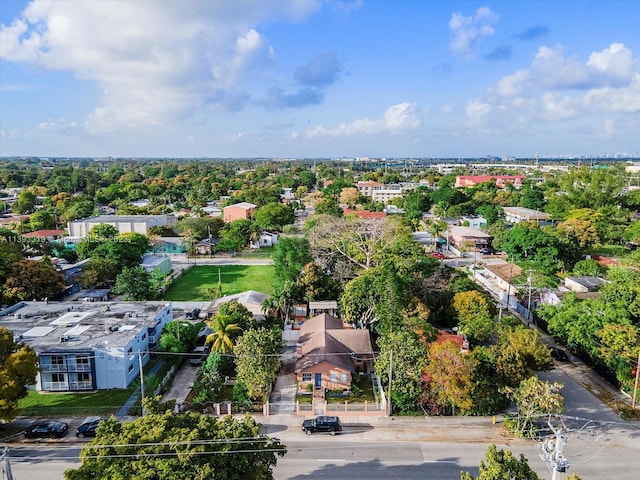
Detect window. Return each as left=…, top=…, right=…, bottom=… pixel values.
left=76, top=356, right=89, bottom=365
left=302, top=373, right=312, bottom=382
left=51, top=356, right=64, bottom=365
left=128, top=364, right=134, bottom=373
left=330, top=373, right=338, bottom=382
left=51, top=373, right=65, bottom=383
left=78, top=373, right=90, bottom=382
left=127, top=347, right=133, bottom=355
left=340, top=373, right=347, bottom=383
left=141, top=333, right=146, bottom=341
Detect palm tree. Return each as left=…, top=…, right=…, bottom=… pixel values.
left=205, top=314, right=242, bottom=354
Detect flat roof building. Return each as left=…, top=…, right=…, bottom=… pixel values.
left=0, top=301, right=172, bottom=392
left=67, top=215, right=177, bottom=238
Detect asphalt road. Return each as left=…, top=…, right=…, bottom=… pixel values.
left=7, top=429, right=640, bottom=480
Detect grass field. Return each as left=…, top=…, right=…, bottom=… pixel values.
left=18, top=388, right=134, bottom=417
left=164, top=265, right=275, bottom=301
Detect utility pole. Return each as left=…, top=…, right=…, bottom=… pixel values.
left=526, top=269, right=535, bottom=325
left=2, top=447, right=14, bottom=480
left=138, top=350, right=145, bottom=416
left=540, top=418, right=569, bottom=480
left=387, top=349, right=393, bottom=417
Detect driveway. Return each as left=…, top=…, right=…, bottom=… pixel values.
left=269, top=344, right=298, bottom=414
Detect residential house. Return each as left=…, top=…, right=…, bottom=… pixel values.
left=250, top=231, right=278, bottom=249
left=342, top=209, right=386, bottom=220
left=447, top=226, right=492, bottom=251
left=21, top=229, right=66, bottom=243
left=140, top=254, right=172, bottom=275
left=67, top=215, right=177, bottom=238
left=483, top=262, right=522, bottom=295
left=195, top=236, right=219, bottom=255
left=460, top=215, right=487, bottom=230
left=223, top=202, right=257, bottom=223
left=0, top=301, right=172, bottom=392
left=206, top=290, right=270, bottom=322
left=503, top=207, right=552, bottom=225
left=295, top=313, right=374, bottom=395
left=355, top=181, right=384, bottom=197
left=0, top=214, right=30, bottom=231
left=435, top=329, right=469, bottom=353
left=564, top=276, right=606, bottom=293
left=151, top=237, right=187, bottom=255
left=454, top=175, right=524, bottom=189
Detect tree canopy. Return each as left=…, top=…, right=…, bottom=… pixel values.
left=64, top=410, right=285, bottom=480
left=0, top=327, right=39, bottom=421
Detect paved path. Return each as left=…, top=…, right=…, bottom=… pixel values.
left=115, top=359, right=166, bottom=417
left=161, top=360, right=198, bottom=407
left=269, top=343, right=298, bottom=414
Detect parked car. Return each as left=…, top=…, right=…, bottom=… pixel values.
left=24, top=420, right=69, bottom=439
left=189, top=345, right=209, bottom=366
left=479, top=247, right=495, bottom=255
left=301, top=416, right=342, bottom=435
left=429, top=252, right=446, bottom=259
left=550, top=347, right=569, bottom=362
left=185, top=308, right=201, bottom=319
left=76, top=416, right=104, bottom=438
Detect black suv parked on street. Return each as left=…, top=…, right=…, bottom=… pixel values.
left=301, top=416, right=342, bottom=435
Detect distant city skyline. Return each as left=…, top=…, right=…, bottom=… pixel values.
left=1, top=0, right=639, bottom=159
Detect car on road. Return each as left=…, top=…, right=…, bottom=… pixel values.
left=76, top=416, right=104, bottom=438
left=24, top=420, right=69, bottom=439
left=430, top=252, right=446, bottom=259
left=301, top=416, right=342, bottom=435
left=550, top=347, right=569, bottom=362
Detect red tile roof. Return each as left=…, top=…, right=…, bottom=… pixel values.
left=22, top=229, right=65, bottom=238
left=343, top=209, right=386, bottom=219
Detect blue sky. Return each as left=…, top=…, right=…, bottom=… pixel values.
left=1, top=0, right=639, bottom=158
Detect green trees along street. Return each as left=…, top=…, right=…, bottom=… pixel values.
left=64, top=410, right=285, bottom=480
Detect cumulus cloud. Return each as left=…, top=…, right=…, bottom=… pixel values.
left=586, top=43, right=635, bottom=84
left=449, top=6, right=498, bottom=57
left=0, top=0, right=321, bottom=132
left=299, top=102, right=422, bottom=138
left=471, top=42, right=640, bottom=135
left=294, top=52, right=342, bottom=87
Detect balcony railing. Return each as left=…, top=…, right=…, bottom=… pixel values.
left=40, top=364, right=67, bottom=372
left=67, top=364, right=92, bottom=372
left=41, top=381, right=69, bottom=391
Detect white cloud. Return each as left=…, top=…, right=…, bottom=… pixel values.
left=484, top=43, right=640, bottom=128
left=582, top=73, right=640, bottom=113
left=300, top=102, right=422, bottom=138
left=449, top=7, right=498, bottom=57
left=38, top=118, right=78, bottom=132
left=0, top=0, right=320, bottom=132
left=465, top=99, right=492, bottom=123
left=587, top=42, right=635, bottom=83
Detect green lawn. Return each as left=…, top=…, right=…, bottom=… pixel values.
left=164, top=265, right=275, bottom=301
left=18, top=388, right=134, bottom=417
